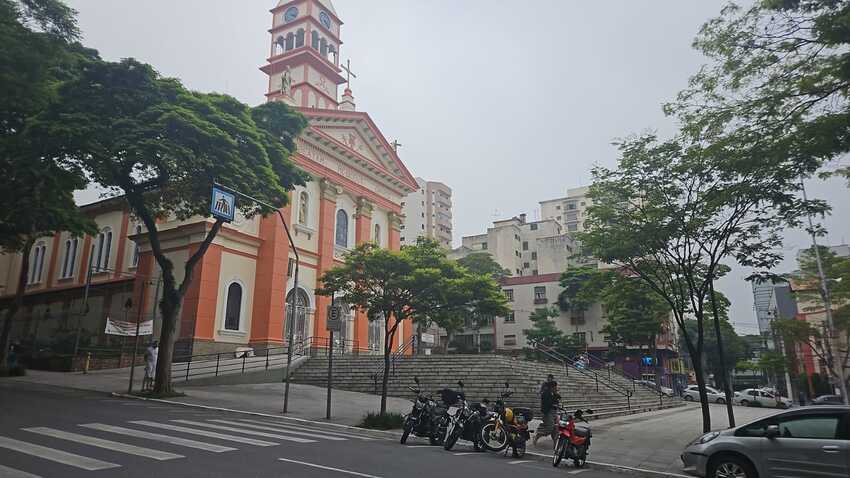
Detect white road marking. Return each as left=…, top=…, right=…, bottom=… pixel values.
left=508, top=460, right=531, bottom=465
left=568, top=470, right=590, bottom=475
left=404, top=445, right=434, bottom=448
left=128, top=421, right=277, bottom=447
left=452, top=452, right=477, bottom=456
left=79, top=423, right=235, bottom=453
left=24, top=427, right=183, bottom=461
left=0, top=435, right=120, bottom=471
left=207, top=419, right=346, bottom=441
left=170, top=420, right=315, bottom=444
left=236, top=418, right=374, bottom=440
left=278, top=458, right=383, bottom=478
left=0, top=464, right=41, bottom=478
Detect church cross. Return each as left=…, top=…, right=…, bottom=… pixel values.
left=341, top=58, right=357, bottom=88
left=391, top=140, right=402, bottom=152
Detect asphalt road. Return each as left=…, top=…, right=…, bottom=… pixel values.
left=0, top=381, right=656, bottom=478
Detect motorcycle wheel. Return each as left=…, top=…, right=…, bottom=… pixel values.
left=429, top=418, right=445, bottom=446
left=480, top=422, right=508, bottom=452
left=400, top=421, right=412, bottom=444
left=573, top=445, right=587, bottom=468
left=444, top=428, right=460, bottom=451
left=512, top=440, right=526, bottom=459
left=553, top=438, right=566, bottom=467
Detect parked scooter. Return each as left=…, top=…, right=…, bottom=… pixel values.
left=400, top=377, right=444, bottom=445
left=443, top=380, right=487, bottom=451
left=480, top=382, right=533, bottom=458
left=552, top=407, right=593, bottom=468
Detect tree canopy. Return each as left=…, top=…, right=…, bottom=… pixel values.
left=456, top=252, right=511, bottom=281
left=601, top=275, right=670, bottom=351
left=523, top=306, right=581, bottom=358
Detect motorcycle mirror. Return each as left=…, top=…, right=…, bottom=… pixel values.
left=414, top=376, right=420, bottom=385
left=457, top=380, right=464, bottom=388
left=504, top=382, right=510, bottom=389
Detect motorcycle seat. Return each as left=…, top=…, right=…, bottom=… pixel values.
left=573, top=427, right=591, bottom=437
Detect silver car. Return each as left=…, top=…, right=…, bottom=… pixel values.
left=682, top=385, right=727, bottom=404
left=681, top=406, right=850, bottom=478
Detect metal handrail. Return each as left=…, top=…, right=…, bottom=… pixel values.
left=578, top=353, right=669, bottom=401
left=529, top=341, right=634, bottom=405
left=371, top=335, right=417, bottom=393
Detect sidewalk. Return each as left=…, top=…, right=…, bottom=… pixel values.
left=529, top=403, right=778, bottom=475
left=6, top=368, right=410, bottom=426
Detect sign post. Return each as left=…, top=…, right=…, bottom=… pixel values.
left=210, top=186, right=236, bottom=223
left=326, top=296, right=341, bottom=419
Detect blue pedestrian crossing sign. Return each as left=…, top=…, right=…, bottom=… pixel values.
left=210, top=186, right=236, bottom=222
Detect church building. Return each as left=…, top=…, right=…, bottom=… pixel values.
left=0, top=0, right=419, bottom=360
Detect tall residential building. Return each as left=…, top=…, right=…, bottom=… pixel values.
left=539, top=186, right=591, bottom=234
left=400, top=178, right=452, bottom=248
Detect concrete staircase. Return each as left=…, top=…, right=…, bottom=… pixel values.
left=290, top=354, right=684, bottom=420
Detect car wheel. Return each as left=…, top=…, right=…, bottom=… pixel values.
left=683, top=395, right=694, bottom=401
left=739, top=399, right=749, bottom=407
left=708, top=454, right=756, bottom=478
left=716, top=398, right=726, bottom=405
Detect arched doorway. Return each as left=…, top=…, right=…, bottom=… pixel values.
left=332, top=298, right=353, bottom=353
left=284, top=288, right=310, bottom=346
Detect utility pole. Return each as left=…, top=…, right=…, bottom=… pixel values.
left=800, top=178, right=849, bottom=404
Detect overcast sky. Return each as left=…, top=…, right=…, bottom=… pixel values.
left=67, top=0, right=850, bottom=335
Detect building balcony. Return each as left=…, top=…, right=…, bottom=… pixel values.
left=533, top=298, right=548, bottom=305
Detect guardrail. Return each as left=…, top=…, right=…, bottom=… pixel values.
left=371, top=336, right=417, bottom=394
left=577, top=353, right=670, bottom=403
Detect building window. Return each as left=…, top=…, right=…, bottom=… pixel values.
left=515, top=251, right=520, bottom=257
left=94, top=228, right=113, bottom=273
left=531, top=252, right=537, bottom=260
left=61, top=238, right=78, bottom=279
left=288, top=258, right=295, bottom=277
left=573, top=332, right=586, bottom=344
left=556, top=205, right=561, bottom=210
left=522, top=241, right=528, bottom=251
left=568, top=224, right=578, bottom=232
left=374, top=224, right=381, bottom=245
left=224, top=282, right=243, bottom=331
left=567, top=202, right=577, bottom=210
left=298, top=191, right=309, bottom=225
left=530, top=223, right=538, bottom=230
left=504, top=289, right=514, bottom=302
left=400, top=237, right=405, bottom=242
left=481, top=242, right=488, bottom=250
left=523, top=262, right=530, bottom=268
left=311, top=30, right=320, bottom=49
left=532, top=269, right=538, bottom=276
left=335, top=209, right=349, bottom=247
left=131, top=225, right=142, bottom=268
left=295, top=28, right=305, bottom=47
left=504, top=334, right=517, bottom=346
left=504, top=312, right=515, bottom=323
left=28, top=242, right=47, bottom=284
left=534, top=286, right=547, bottom=304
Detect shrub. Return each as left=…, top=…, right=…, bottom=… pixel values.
left=359, top=412, right=403, bottom=430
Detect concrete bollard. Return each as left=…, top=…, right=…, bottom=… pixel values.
left=83, top=352, right=92, bottom=374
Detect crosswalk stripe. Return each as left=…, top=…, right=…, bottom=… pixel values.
left=205, top=419, right=345, bottom=441
left=79, top=423, right=235, bottom=453
left=24, top=427, right=184, bottom=461
left=128, top=421, right=278, bottom=447
left=235, top=418, right=374, bottom=440
left=0, top=435, right=120, bottom=471
left=0, top=464, right=42, bottom=478
left=171, top=420, right=317, bottom=443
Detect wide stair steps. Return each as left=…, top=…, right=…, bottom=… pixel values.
left=291, top=354, right=684, bottom=420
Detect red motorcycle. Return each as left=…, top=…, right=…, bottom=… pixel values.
left=552, top=408, right=593, bottom=468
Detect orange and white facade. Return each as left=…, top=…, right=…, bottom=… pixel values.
left=0, top=0, right=419, bottom=358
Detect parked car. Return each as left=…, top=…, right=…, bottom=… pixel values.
left=812, top=395, right=845, bottom=406
left=682, top=385, right=727, bottom=404
left=636, top=380, right=675, bottom=397
left=681, top=405, right=850, bottom=478
left=734, top=388, right=793, bottom=408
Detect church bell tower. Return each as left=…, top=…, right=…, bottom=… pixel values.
left=261, top=0, right=347, bottom=109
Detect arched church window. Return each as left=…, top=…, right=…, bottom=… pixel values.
left=273, top=36, right=285, bottom=56
left=320, top=37, right=328, bottom=57
left=95, top=227, right=113, bottom=272
left=296, top=29, right=305, bottom=48
left=374, top=224, right=381, bottom=245
left=285, top=287, right=310, bottom=344
left=311, top=31, right=320, bottom=50
left=28, top=241, right=47, bottom=284
left=224, top=282, right=243, bottom=331
left=328, top=45, right=337, bottom=64
left=335, top=209, right=349, bottom=247
left=285, top=32, right=295, bottom=51
left=298, top=191, right=309, bottom=225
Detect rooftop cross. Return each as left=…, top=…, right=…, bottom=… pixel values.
left=341, top=58, right=357, bottom=88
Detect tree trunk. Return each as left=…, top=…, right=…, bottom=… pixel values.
left=1, top=238, right=34, bottom=369
left=153, top=292, right=181, bottom=394
left=683, top=329, right=711, bottom=432
left=652, top=335, right=663, bottom=390
left=709, top=279, right=735, bottom=428
left=379, top=315, right=396, bottom=416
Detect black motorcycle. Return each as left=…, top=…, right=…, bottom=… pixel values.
left=400, top=377, right=443, bottom=445
left=443, top=380, right=487, bottom=451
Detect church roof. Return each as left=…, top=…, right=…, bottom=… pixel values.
left=315, top=0, right=338, bottom=17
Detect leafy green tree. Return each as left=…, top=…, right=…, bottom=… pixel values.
left=580, top=131, right=815, bottom=431
left=557, top=267, right=613, bottom=313
left=758, top=351, right=789, bottom=386
left=27, top=58, right=308, bottom=393
left=0, top=0, right=98, bottom=368
left=523, top=306, right=581, bottom=359
left=669, top=1, right=850, bottom=185
left=682, top=314, right=749, bottom=388
left=318, top=238, right=509, bottom=414
left=456, top=252, right=511, bottom=281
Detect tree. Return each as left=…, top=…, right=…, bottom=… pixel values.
left=0, top=0, right=98, bottom=368
left=523, top=306, right=581, bottom=359
left=758, top=350, right=789, bottom=387
left=27, top=58, right=308, bottom=393
left=557, top=266, right=612, bottom=314
left=456, top=252, right=511, bottom=281
left=318, top=238, right=509, bottom=414
left=580, top=132, right=815, bottom=431
left=669, top=1, right=850, bottom=185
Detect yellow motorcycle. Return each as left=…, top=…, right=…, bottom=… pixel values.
left=479, top=382, right=533, bottom=458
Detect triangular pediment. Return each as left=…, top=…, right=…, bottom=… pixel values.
left=320, top=126, right=380, bottom=164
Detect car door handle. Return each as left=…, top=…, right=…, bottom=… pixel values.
left=822, top=445, right=840, bottom=453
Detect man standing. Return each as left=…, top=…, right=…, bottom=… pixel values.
left=533, top=374, right=560, bottom=446
left=143, top=341, right=158, bottom=391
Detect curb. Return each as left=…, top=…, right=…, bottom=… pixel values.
left=109, top=392, right=399, bottom=440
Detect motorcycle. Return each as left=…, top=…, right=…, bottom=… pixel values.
left=400, top=377, right=444, bottom=445
left=443, top=380, right=487, bottom=451
left=552, top=407, right=593, bottom=468
left=480, top=382, right=533, bottom=458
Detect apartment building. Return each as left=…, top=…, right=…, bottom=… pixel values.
left=400, top=178, right=453, bottom=248
left=539, top=186, right=591, bottom=234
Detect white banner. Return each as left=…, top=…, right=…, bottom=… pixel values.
left=420, top=332, right=435, bottom=345
left=104, top=317, right=153, bottom=336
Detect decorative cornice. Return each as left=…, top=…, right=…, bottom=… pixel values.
left=355, top=197, right=373, bottom=219
left=319, top=178, right=340, bottom=201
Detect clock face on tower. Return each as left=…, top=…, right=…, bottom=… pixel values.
left=319, top=11, right=331, bottom=29
left=284, top=6, right=298, bottom=23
